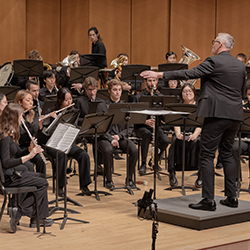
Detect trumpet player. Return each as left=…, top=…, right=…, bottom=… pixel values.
left=133, top=76, right=170, bottom=175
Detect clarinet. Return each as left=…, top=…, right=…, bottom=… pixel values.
left=36, top=98, right=42, bottom=117
left=21, top=119, right=47, bottom=165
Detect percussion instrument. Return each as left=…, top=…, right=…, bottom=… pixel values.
left=0, top=62, right=14, bottom=86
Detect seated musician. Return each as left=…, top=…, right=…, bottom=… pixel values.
left=0, top=93, right=8, bottom=115
left=133, top=76, right=170, bottom=175
left=168, top=83, right=202, bottom=188
left=39, top=70, right=58, bottom=102
left=14, top=90, right=46, bottom=175
left=158, top=79, right=181, bottom=91
left=165, top=51, right=177, bottom=63
left=41, top=88, right=91, bottom=196
left=96, top=79, right=138, bottom=189
left=236, top=53, right=247, bottom=64
left=0, top=103, right=53, bottom=233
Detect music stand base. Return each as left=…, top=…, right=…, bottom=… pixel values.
left=165, top=185, right=199, bottom=196
left=54, top=216, right=89, bottom=230
left=110, top=185, right=134, bottom=195
left=140, top=171, right=168, bottom=181
left=49, top=196, right=82, bottom=207
left=49, top=206, right=80, bottom=216
left=76, top=190, right=112, bottom=201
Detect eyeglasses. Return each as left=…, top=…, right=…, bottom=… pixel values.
left=182, top=90, right=193, bottom=94
left=212, top=40, right=220, bottom=45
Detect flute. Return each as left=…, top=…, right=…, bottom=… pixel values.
left=24, top=106, right=36, bottom=114
left=39, top=103, right=75, bottom=121
left=21, top=119, right=47, bottom=165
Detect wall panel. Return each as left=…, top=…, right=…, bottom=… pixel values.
left=89, top=0, right=131, bottom=66
left=61, top=0, right=90, bottom=60
left=26, top=0, right=60, bottom=64
left=0, top=0, right=26, bottom=65
left=217, top=0, right=250, bottom=58
left=132, top=0, right=170, bottom=66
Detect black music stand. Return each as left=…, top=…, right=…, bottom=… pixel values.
left=69, top=66, right=99, bottom=83
left=121, top=64, right=150, bottom=91
left=46, top=123, right=89, bottom=230
left=128, top=109, right=189, bottom=199
left=164, top=104, right=203, bottom=195
left=77, top=113, right=114, bottom=201
left=97, top=89, right=128, bottom=102
left=0, top=86, right=20, bottom=101
left=108, top=102, right=149, bottom=194
left=80, top=54, right=106, bottom=68
left=44, top=94, right=57, bottom=101
left=13, top=59, right=43, bottom=77
left=160, top=87, right=181, bottom=100
left=41, top=100, right=57, bottom=115
left=158, top=63, right=188, bottom=72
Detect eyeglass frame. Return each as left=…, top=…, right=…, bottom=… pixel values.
left=212, top=40, right=220, bottom=45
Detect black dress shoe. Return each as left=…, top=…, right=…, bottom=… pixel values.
left=189, top=198, right=216, bottom=211
left=81, top=186, right=91, bottom=196
left=220, top=197, right=238, bottom=208
left=139, top=164, right=146, bottom=175
left=113, top=153, right=124, bottom=160
left=30, top=218, right=54, bottom=228
left=125, top=178, right=136, bottom=188
left=58, top=187, right=64, bottom=197
left=169, top=171, right=178, bottom=187
left=195, top=178, right=202, bottom=188
left=97, top=165, right=104, bottom=175
left=216, top=163, right=223, bottom=169
left=106, top=180, right=115, bottom=189
left=9, top=207, right=19, bottom=233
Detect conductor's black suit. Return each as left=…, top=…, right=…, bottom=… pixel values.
left=162, top=51, right=246, bottom=199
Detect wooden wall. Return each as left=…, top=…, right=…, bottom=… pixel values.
left=0, top=0, right=249, bottom=69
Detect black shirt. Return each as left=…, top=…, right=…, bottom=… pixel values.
left=39, top=86, right=58, bottom=102
left=91, top=40, right=107, bottom=67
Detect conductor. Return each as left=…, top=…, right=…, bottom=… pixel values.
left=141, top=33, right=246, bottom=211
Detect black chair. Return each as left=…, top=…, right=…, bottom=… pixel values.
left=0, top=161, right=40, bottom=232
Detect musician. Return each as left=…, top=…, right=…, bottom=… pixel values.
left=0, top=93, right=8, bottom=115
left=158, top=79, right=181, bottom=91
left=141, top=33, right=246, bottom=211
left=133, top=77, right=170, bottom=175
left=38, top=70, right=58, bottom=102
left=236, top=53, right=247, bottom=64
left=88, top=27, right=107, bottom=68
left=0, top=103, right=53, bottom=233
left=42, top=88, right=91, bottom=196
left=165, top=51, right=177, bottom=63
left=14, top=90, right=46, bottom=175
left=167, top=83, right=202, bottom=188
left=96, top=79, right=138, bottom=189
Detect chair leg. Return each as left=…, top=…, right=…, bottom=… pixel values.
left=0, top=195, right=7, bottom=222
left=32, top=192, right=40, bottom=233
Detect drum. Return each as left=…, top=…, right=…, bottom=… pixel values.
left=0, top=62, right=14, bottom=86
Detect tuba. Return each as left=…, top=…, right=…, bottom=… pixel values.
left=178, top=45, right=201, bottom=86
left=110, top=55, right=127, bottom=80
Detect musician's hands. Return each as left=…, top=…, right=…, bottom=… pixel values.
left=28, top=137, right=37, bottom=152
left=111, top=139, right=119, bottom=148
left=112, top=135, right=120, bottom=141
left=122, top=83, right=131, bottom=90
left=176, top=133, right=183, bottom=140
left=29, top=145, right=44, bottom=159
left=71, top=83, right=83, bottom=90
left=145, top=118, right=155, bottom=128
left=188, top=134, right=197, bottom=142
left=49, top=111, right=57, bottom=119
left=39, top=115, right=45, bottom=129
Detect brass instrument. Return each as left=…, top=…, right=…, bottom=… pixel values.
left=21, top=119, right=47, bottom=165
left=245, top=50, right=250, bottom=66
left=110, top=55, right=127, bottom=80
left=179, top=45, right=201, bottom=86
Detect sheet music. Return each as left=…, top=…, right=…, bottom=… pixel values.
left=46, top=123, right=80, bottom=154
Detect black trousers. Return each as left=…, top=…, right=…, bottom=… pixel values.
left=5, top=170, right=49, bottom=219
left=200, top=118, right=240, bottom=200
left=46, top=144, right=91, bottom=189
left=134, top=126, right=169, bottom=165
left=98, top=139, right=138, bottom=182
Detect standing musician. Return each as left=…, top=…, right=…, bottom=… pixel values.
left=133, top=77, right=170, bottom=175
left=141, top=33, right=246, bottom=211
left=39, top=70, right=58, bottom=102
left=41, top=88, right=91, bottom=196
left=96, top=79, right=138, bottom=189
left=0, top=103, right=53, bottom=233
left=14, top=90, right=46, bottom=176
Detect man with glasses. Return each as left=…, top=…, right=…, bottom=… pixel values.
left=141, top=33, right=246, bottom=211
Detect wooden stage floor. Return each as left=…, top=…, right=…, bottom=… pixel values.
left=1, top=144, right=250, bottom=250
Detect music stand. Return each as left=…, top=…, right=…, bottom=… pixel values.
left=158, top=63, right=188, bottom=72
left=80, top=54, right=106, bottom=68
left=46, top=123, right=89, bottom=230
left=127, top=109, right=189, bottom=199
left=97, top=89, right=128, bottom=102
left=160, top=87, right=181, bottom=100
left=246, top=66, right=250, bottom=80
left=77, top=113, right=114, bottom=201
left=13, top=59, right=43, bottom=77
left=121, top=64, right=150, bottom=91
left=0, top=86, right=20, bottom=101
left=69, top=66, right=99, bottom=83
left=44, top=94, right=57, bottom=101
left=108, top=102, right=149, bottom=194
left=41, top=100, right=57, bottom=115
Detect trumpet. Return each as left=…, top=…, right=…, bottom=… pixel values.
left=21, top=119, right=47, bottom=165
left=39, top=103, right=75, bottom=121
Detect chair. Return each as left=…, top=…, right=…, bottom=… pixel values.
left=0, top=161, right=40, bottom=233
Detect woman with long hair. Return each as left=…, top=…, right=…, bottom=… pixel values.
left=0, top=93, right=8, bottom=115
left=0, top=103, right=53, bottom=233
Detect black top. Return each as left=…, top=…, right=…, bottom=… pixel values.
left=39, top=86, right=58, bottom=102
left=91, top=41, right=107, bottom=67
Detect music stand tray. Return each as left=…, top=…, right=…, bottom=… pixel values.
left=78, top=113, right=114, bottom=201
left=13, top=59, right=43, bottom=77
left=158, top=63, right=188, bottom=72
left=139, top=95, right=179, bottom=109
left=0, top=86, right=20, bottom=101
left=97, top=89, right=128, bottom=102
left=80, top=54, right=106, bottom=68
left=69, top=66, right=99, bottom=83
left=42, top=100, right=57, bottom=115
left=160, top=87, right=182, bottom=97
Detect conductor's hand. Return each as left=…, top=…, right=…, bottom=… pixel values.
left=111, top=139, right=119, bottom=148
left=145, top=118, right=155, bottom=128
left=29, top=145, right=44, bottom=159
left=140, top=71, right=161, bottom=79
left=176, top=133, right=183, bottom=140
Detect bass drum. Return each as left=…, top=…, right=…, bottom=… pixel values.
left=0, top=62, right=14, bottom=86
